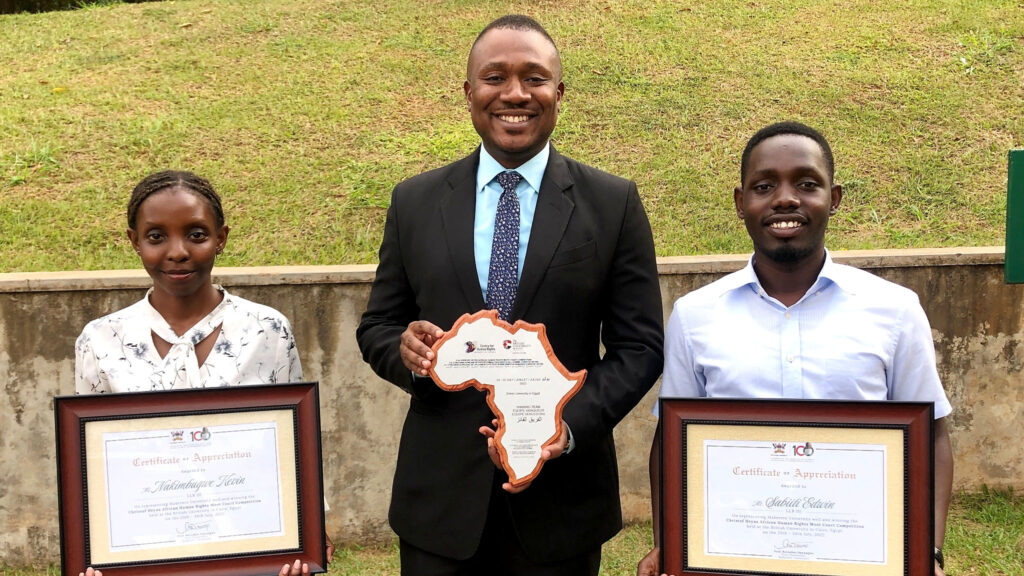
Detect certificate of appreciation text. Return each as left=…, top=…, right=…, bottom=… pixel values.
left=84, top=410, right=300, bottom=565
left=684, top=424, right=905, bottom=576
left=704, top=439, right=886, bottom=563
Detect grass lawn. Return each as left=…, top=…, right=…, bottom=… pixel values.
left=3, top=489, right=1022, bottom=575
left=1, top=0, right=1022, bottom=272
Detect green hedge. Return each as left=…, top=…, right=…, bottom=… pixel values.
left=0, top=0, right=148, bottom=15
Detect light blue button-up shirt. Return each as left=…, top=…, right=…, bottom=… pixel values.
left=474, top=143, right=549, bottom=299
left=471, top=143, right=575, bottom=452
left=656, top=252, right=952, bottom=419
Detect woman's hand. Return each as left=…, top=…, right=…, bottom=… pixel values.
left=277, top=533, right=334, bottom=576
left=279, top=559, right=310, bottom=576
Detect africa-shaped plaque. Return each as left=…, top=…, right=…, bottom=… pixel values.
left=429, top=310, right=586, bottom=487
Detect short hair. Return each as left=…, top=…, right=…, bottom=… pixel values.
left=127, top=170, right=225, bottom=230
left=468, top=15, right=561, bottom=80
left=740, top=122, right=835, bottom=186
left=473, top=15, right=557, bottom=52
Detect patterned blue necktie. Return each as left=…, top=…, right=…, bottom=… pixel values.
left=486, top=170, right=522, bottom=321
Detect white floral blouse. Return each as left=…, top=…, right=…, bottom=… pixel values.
left=75, top=287, right=302, bottom=394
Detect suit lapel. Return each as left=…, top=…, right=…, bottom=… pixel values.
left=513, top=147, right=574, bottom=319
left=440, top=150, right=487, bottom=312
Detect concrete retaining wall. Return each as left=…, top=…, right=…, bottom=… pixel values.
left=1, top=247, right=1021, bottom=565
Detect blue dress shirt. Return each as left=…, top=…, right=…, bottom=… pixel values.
left=474, top=143, right=549, bottom=299
left=471, top=143, right=576, bottom=452
left=656, top=252, right=952, bottom=419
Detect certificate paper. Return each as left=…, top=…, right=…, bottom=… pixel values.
left=686, top=424, right=905, bottom=576
left=84, top=410, right=300, bottom=565
left=705, top=439, right=885, bottom=562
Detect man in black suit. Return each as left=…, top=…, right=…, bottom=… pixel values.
left=357, top=15, right=663, bottom=575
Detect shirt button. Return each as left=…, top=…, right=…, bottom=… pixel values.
left=785, top=312, right=791, bottom=319
left=787, top=355, right=795, bottom=363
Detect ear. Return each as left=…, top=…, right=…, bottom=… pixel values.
left=127, top=228, right=140, bottom=254
left=463, top=80, right=472, bottom=111
left=555, top=80, right=565, bottom=112
left=216, top=226, right=230, bottom=254
left=734, top=186, right=745, bottom=219
left=829, top=183, right=843, bottom=215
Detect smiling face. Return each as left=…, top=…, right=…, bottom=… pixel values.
left=734, top=134, right=842, bottom=267
left=464, top=27, right=564, bottom=169
left=128, top=187, right=228, bottom=301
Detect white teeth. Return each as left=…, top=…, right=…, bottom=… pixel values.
left=499, top=115, right=529, bottom=123
left=770, top=221, right=802, bottom=229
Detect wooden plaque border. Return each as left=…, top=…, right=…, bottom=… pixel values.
left=54, top=382, right=327, bottom=576
left=659, top=398, right=934, bottom=576
left=429, top=309, right=586, bottom=487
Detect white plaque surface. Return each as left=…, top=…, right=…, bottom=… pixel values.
left=703, top=439, right=887, bottom=564
left=430, top=310, right=586, bottom=486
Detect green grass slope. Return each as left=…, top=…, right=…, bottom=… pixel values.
left=1, top=0, right=1021, bottom=272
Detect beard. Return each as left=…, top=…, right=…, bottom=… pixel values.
left=761, top=242, right=816, bottom=263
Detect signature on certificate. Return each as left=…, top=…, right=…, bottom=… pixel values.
left=176, top=520, right=213, bottom=535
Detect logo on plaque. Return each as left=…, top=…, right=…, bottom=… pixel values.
left=429, top=310, right=586, bottom=487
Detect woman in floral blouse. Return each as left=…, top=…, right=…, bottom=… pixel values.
left=75, top=170, right=331, bottom=576
left=75, top=171, right=301, bottom=393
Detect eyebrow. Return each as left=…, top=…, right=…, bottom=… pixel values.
left=477, top=61, right=552, bottom=74
left=139, top=220, right=213, bottom=229
left=749, top=165, right=826, bottom=179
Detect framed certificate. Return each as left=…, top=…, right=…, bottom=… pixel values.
left=55, top=383, right=327, bottom=576
left=659, top=399, right=934, bottom=576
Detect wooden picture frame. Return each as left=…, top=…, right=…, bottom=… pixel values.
left=659, top=398, right=934, bottom=576
left=55, top=383, right=327, bottom=576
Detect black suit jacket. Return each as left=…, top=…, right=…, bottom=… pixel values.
left=356, top=147, right=663, bottom=562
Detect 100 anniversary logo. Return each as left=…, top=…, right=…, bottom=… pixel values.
left=170, top=426, right=212, bottom=444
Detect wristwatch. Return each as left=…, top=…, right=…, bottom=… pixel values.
left=934, top=547, right=944, bottom=569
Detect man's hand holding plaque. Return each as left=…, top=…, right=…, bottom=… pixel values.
left=429, top=310, right=586, bottom=490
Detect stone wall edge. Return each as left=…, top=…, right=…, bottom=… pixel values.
left=0, top=248, right=1004, bottom=293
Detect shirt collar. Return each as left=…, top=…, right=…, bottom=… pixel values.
left=723, top=249, right=851, bottom=298
left=143, top=285, right=231, bottom=340
left=816, top=250, right=859, bottom=294
left=476, top=142, right=550, bottom=195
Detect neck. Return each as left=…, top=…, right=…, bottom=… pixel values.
left=148, top=284, right=223, bottom=336
left=751, top=248, right=826, bottom=307
left=482, top=141, right=547, bottom=170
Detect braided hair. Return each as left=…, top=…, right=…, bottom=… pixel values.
left=127, top=170, right=225, bottom=230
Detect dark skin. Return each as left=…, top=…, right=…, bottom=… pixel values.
left=127, top=187, right=228, bottom=360
left=400, top=27, right=569, bottom=494
left=638, top=134, right=951, bottom=576
left=734, top=134, right=841, bottom=306
left=82, top=188, right=334, bottom=576
left=464, top=27, right=564, bottom=169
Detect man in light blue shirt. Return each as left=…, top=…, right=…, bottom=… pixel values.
left=638, top=122, right=952, bottom=576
